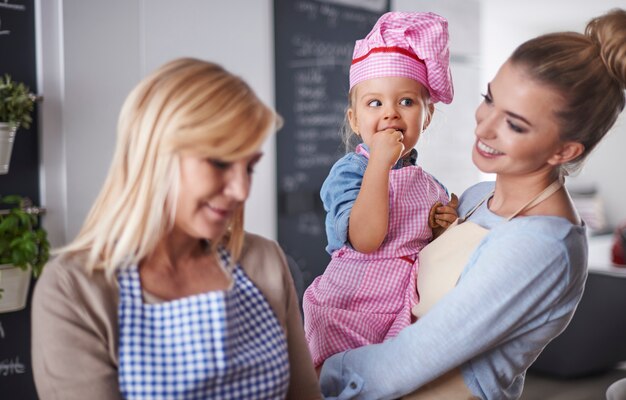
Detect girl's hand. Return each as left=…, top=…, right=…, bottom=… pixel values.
left=369, top=129, right=405, bottom=169
left=429, top=193, right=459, bottom=239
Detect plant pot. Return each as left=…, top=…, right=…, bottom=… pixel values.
left=0, top=264, right=32, bottom=313
left=0, top=122, right=17, bottom=175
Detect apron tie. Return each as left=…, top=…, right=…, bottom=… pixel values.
left=400, top=255, right=416, bottom=264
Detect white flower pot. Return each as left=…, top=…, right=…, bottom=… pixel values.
left=0, top=122, right=17, bottom=175
left=0, top=264, right=32, bottom=313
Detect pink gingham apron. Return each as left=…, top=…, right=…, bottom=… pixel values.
left=303, top=145, right=449, bottom=366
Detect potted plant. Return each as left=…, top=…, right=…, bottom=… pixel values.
left=0, top=74, right=36, bottom=175
left=0, top=195, right=49, bottom=312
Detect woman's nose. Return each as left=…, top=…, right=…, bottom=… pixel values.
left=225, top=166, right=250, bottom=202
left=475, top=104, right=496, bottom=139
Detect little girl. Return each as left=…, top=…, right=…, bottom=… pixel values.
left=302, top=11, right=458, bottom=368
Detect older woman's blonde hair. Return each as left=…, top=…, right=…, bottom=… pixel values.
left=59, top=58, right=280, bottom=273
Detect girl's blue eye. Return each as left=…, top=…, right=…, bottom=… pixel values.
left=368, top=99, right=382, bottom=107
left=400, top=98, right=413, bottom=106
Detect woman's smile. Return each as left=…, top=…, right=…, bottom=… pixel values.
left=203, top=202, right=232, bottom=220
left=475, top=140, right=504, bottom=157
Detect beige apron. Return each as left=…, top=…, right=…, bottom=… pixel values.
left=402, top=179, right=564, bottom=400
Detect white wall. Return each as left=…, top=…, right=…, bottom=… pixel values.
left=38, top=0, right=276, bottom=246
left=38, top=0, right=626, bottom=247
left=139, top=0, right=276, bottom=239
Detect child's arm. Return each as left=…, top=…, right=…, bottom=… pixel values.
left=429, top=193, right=459, bottom=239
left=348, top=129, right=404, bottom=253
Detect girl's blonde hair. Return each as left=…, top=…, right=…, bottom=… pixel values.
left=58, top=58, right=280, bottom=273
left=510, top=8, right=626, bottom=174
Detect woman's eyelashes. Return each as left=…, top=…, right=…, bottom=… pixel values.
left=481, top=92, right=527, bottom=134
left=207, top=159, right=257, bottom=175
left=208, top=159, right=230, bottom=170
left=247, top=162, right=258, bottom=175
left=507, top=120, right=526, bottom=133
left=247, top=154, right=263, bottom=175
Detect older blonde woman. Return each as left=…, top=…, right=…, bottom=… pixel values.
left=32, top=58, right=321, bottom=400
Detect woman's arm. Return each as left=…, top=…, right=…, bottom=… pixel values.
left=31, top=257, right=122, bottom=400
left=320, top=222, right=584, bottom=399
left=279, top=249, right=324, bottom=400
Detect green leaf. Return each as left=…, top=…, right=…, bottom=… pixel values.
left=0, top=217, right=16, bottom=231
left=0, top=194, right=50, bottom=277
left=1, top=195, right=22, bottom=205
left=0, top=74, right=35, bottom=128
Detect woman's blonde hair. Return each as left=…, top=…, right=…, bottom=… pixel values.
left=510, top=8, right=626, bottom=174
left=58, top=58, right=280, bottom=273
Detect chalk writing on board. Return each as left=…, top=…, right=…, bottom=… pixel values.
left=297, top=212, right=323, bottom=236
left=291, top=35, right=352, bottom=60
left=0, top=356, right=25, bottom=376
left=282, top=171, right=310, bottom=192
left=296, top=0, right=387, bottom=25
left=0, top=321, right=4, bottom=338
left=0, top=1, right=26, bottom=11
left=0, top=17, right=10, bottom=35
left=317, top=0, right=387, bottom=13
left=284, top=30, right=356, bottom=180
left=295, top=1, right=340, bottom=26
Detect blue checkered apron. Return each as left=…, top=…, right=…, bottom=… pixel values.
left=117, top=247, right=290, bottom=399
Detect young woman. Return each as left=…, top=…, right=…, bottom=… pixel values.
left=31, top=58, right=321, bottom=400
left=320, top=8, right=626, bottom=400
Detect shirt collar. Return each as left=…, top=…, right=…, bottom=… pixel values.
left=358, top=143, right=418, bottom=169
left=395, top=147, right=418, bottom=168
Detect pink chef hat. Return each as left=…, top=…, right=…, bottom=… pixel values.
left=349, top=11, right=454, bottom=104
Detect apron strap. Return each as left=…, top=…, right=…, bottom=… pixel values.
left=506, top=176, right=564, bottom=221
left=461, top=191, right=494, bottom=221
left=462, top=176, right=564, bottom=223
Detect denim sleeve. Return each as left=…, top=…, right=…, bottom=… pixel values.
left=319, top=220, right=585, bottom=399
left=321, top=153, right=367, bottom=254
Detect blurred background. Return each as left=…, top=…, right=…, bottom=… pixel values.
left=1, top=1, right=625, bottom=398
left=34, top=0, right=626, bottom=246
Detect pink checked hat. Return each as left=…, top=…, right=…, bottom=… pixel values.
left=349, top=11, right=453, bottom=104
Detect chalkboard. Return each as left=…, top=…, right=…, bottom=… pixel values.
left=0, top=0, right=40, bottom=398
left=274, top=0, right=389, bottom=297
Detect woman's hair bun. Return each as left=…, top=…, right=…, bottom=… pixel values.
left=585, top=8, right=626, bottom=89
